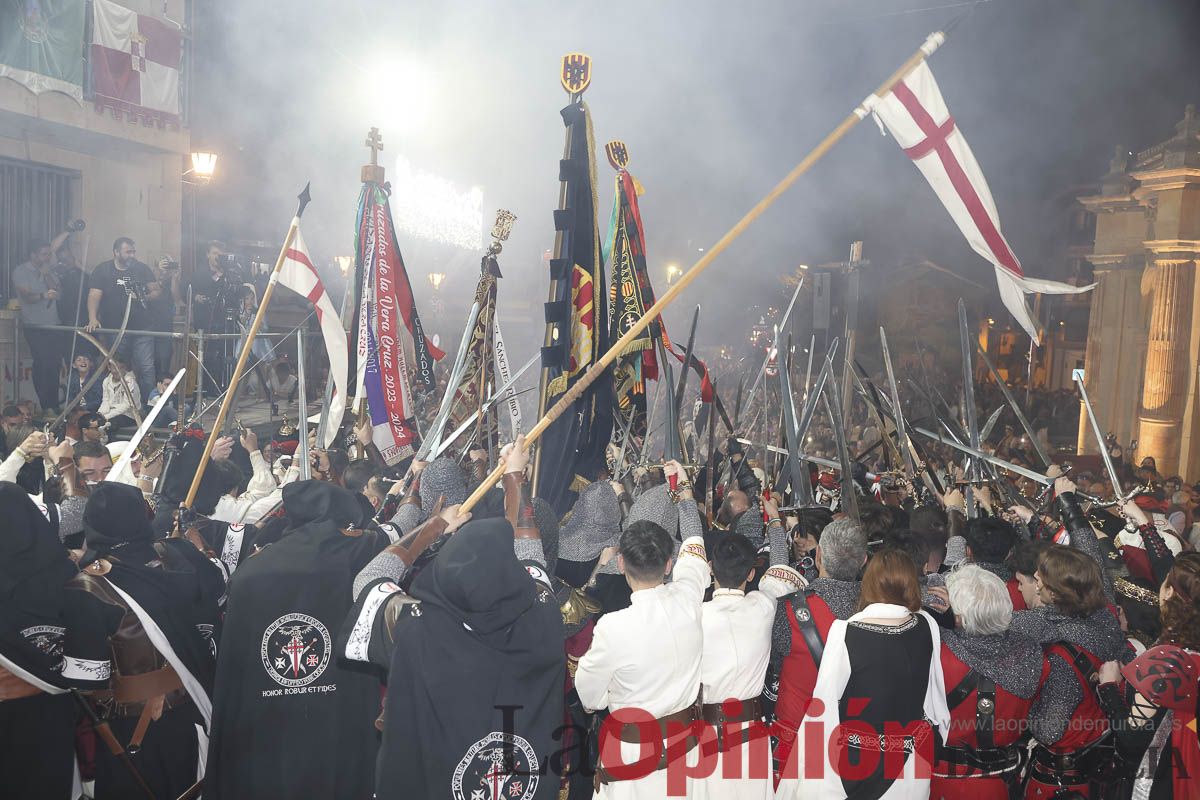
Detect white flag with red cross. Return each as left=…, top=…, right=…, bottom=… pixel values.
left=278, top=228, right=348, bottom=447
left=868, top=61, right=1093, bottom=343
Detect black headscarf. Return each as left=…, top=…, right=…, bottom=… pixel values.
left=80, top=482, right=158, bottom=567
left=377, top=517, right=564, bottom=799
left=413, top=517, right=544, bottom=648
left=75, top=482, right=224, bottom=698
left=280, top=480, right=365, bottom=534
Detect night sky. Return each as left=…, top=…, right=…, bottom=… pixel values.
left=190, top=0, right=1200, bottom=344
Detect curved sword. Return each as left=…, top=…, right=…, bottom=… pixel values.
left=77, top=330, right=143, bottom=428
left=48, top=294, right=133, bottom=431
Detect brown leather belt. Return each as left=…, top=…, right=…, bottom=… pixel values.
left=97, top=665, right=187, bottom=752
left=0, top=666, right=43, bottom=702
left=702, top=698, right=765, bottom=751
left=596, top=697, right=703, bottom=787
left=112, top=665, right=183, bottom=704
left=701, top=697, right=762, bottom=726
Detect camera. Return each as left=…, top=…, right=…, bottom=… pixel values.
left=65, top=219, right=86, bottom=233
left=116, top=274, right=148, bottom=307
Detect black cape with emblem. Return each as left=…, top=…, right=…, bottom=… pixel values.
left=373, top=516, right=565, bottom=800
left=0, top=484, right=78, bottom=800
left=204, top=481, right=390, bottom=800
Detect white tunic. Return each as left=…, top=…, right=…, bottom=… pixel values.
left=700, top=566, right=804, bottom=800
left=575, top=535, right=711, bottom=800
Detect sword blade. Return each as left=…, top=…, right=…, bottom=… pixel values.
left=1075, top=375, right=1125, bottom=499
left=775, top=326, right=813, bottom=504
left=432, top=353, right=539, bottom=460
left=980, top=404, right=1005, bottom=443
left=744, top=277, right=804, bottom=412
left=912, top=426, right=1052, bottom=485
left=880, top=328, right=917, bottom=481
left=109, top=367, right=187, bottom=483
left=296, top=328, right=311, bottom=480
left=976, top=339, right=1052, bottom=469
left=673, top=306, right=701, bottom=449
left=958, top=299, right=982, bottom=517
left=417, top=300, right=482, bottom=460
left=823, top=353, right=859, bottom=520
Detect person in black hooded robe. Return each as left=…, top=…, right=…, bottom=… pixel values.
left=204, top=480, right=392, bottom=800
left=344, top=436, right=565, bottom=799
left=61, top=482, right=224, bottom=800
left=0, top=484, right=79, bottom=800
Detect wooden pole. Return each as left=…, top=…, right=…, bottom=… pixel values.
left=461, top=32, right=946, bottom=512
left=183, top=186, right=310, bottom=509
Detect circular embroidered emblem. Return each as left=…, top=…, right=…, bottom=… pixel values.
left=261, top=613, right=332, bottom=688
left=20, top=625, right=64, bottom=670
left=795, top=607, right=811, bottom=622
left=451, top=731, right=539, bottom=800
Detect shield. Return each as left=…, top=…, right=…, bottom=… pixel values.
left=560, top=53, right=592, bottom=95
left=605, top=140, right=629, bottom=170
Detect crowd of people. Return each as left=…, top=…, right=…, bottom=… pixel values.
left=8, top=227, right=285, bottom=428
left=2, top=355, right=1199, bottom=800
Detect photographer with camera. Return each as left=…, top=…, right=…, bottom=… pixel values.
left=86, top=237, right=161, bottom=405
left=191, top=241, right=257, bottom=395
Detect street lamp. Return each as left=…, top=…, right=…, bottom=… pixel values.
left=182, top=150, right=219, bottom=285
left=188, top=151, right=218, bottom=182
left=427, top=272, right=446, bottom=291
left=334, top=256, right=354, bottom=277
left=666, top=263, right=682, bottom=285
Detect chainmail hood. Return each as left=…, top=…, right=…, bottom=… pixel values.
left=419, top=457, right=467, bottom=509
left=942, top=629, right=1045, bottom=698
left=558, top=481, right=621, bottom=563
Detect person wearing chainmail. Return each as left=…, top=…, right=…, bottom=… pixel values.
left=961, top=516, right=1024, bottom=610
left=555, top=479, right=621, bottom=588
left=340, top=436, right=564, bottom=799
left=624, top=481, right=680, bottom=540
left=1010, top=479, right=1127, bottom=797
left=390, top=456, right=468, bottom=535
left=770, top=516, right=867, bottom=785
left=933, top=565, right=1047, bottom=799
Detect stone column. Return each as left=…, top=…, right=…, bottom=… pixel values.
left=1139, top=258, right=1195, bottom=475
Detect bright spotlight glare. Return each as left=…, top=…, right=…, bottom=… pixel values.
left=359, top=56, right=435, bottom=138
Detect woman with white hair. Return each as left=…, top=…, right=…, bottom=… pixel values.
left=932, top=564, right=1047, bottom=799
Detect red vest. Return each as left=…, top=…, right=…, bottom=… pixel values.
left=773, top=592, right=838, bottom=769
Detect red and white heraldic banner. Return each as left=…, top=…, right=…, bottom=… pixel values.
left=90, top=0, right=182, bottom=127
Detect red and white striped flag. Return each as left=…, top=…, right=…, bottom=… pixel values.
left=278, top=228, right=347, bottom=447
left=867, top=60, right=1092, bottom=343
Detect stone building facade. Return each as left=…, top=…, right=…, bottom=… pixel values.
left=1078, top=105, right=1200, bottom=478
